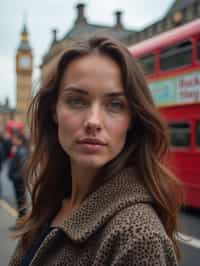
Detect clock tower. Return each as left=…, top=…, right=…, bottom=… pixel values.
left=16, top=22, right=33, bottom=124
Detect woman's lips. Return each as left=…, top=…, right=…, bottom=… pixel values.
left=77, top=142, right=105, bottom=153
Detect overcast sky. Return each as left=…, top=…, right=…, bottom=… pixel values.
left=0, top=0, right=174, bottom=107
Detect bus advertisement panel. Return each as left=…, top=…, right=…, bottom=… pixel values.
left=149, top=71, right=200, bottom=106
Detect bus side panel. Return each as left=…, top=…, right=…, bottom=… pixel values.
left=167, top=150, right=200, bottom=208
left=160, top=104, right=200, bottom=208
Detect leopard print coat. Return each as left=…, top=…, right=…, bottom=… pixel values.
left=9, top=168, right=178, bottom=266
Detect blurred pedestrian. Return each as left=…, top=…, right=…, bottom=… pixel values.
left=0, top=132, right=5, bottom=196
left=0, top=132, right=5, bottom=170
left=8, top=130, right=29, bottom=225
left=9, top=36, right=182, bottom=265
left=2, top=131, right=12, bottom=161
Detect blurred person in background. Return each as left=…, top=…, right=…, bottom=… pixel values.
left=0, top=129, right=12, bottom=197
left=9, top=36, right=182, bottom=266
left=0, top=130, right=12, bottom=165
left=8, top=130, right=29, bottom=227
left=3, top=130, right=12, bottom=161
left=0, top=131, right=5, bottom=196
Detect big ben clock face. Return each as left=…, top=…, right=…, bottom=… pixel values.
left=19, top=55, right=31, bottom=69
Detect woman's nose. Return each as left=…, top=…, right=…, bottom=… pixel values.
left=84, top=105, right=102, bottom=132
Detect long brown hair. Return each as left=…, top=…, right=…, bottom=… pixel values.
left=16, top=36, right=182, bottom=257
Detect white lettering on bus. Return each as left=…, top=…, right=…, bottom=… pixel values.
left=179, top=90, right=199, bottom=99
left=178, top=76, right=200, bottom=89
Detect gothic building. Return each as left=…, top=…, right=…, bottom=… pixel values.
left=0, top=23, right=33, bottom=129
left=41, top=0, right=200, bottom=83
left=129, top=0, right=200, bottom=44
left=0, top=98, right=15, bottom=130
left=40, top=3, right=136, bottom=82
left=15, top=23, right=33, bottom=124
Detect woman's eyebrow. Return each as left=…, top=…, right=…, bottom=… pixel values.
left=63, top=86, right=88, bottom=95
left=63, top=86, right=125, bottom=97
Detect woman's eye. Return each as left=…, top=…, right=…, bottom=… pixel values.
left=66, top=97, right=86, bottom=108
left=108, top=101, right=125, bottom=111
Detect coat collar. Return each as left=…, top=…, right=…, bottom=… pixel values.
left=60, top=167, right=153, bottom=243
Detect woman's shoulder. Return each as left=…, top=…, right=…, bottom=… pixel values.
left=102, top=203, right=177, bottom=265
left=105, top=202, right=171, bottom=245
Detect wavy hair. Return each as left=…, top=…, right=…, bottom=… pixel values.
left=15, top=36, right=182, bottom=258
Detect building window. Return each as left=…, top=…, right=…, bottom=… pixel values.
left=166, top=17, right=172, bottom=30
left=157, top=23, right=162, bottom=33
left=139, top=54, right=155, bottom=75
left=148, top=27, right=153, bottom=38
left=160, top=40, right=192, bottom=71
left=140, top=31, right=145, bottom=41
left=168, top=122, right=191, bottom=147
left=196, top=121, right=200, bottom=147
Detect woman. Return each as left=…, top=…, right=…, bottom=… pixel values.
left=8, top=130, right=29, bottom=225
left=9, top=36, right=182, bottom=266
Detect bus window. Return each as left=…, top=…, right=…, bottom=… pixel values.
left=160, top=40, right=192, bottom=71
left=139, top=54, right=155, bottom=75
left=168, top=122, right=191, bottom=147
left=196, top=121, right=200, bottom=147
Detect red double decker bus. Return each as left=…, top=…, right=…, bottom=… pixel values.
left=129, top=19, right=200, bottom=208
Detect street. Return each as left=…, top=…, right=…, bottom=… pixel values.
left=0, top=203, right=17, bottom=266
left=0, top=162, right=200, bottom=266
left=178, top=209, right=200, bottom=266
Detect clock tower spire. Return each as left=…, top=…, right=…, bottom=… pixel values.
left=16, top=20, right=33, bottom=124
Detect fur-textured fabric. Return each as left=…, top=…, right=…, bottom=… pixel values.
left=9, top=168, right=178, bottom=265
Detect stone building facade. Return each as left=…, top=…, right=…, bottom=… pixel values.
left=128, top=0, right=200, bottom=45
left=15, top=24, right=33, bottom=124
left=40, top=3, right=136, bottom=82
left=0, top=23, right=33, bottom=130
left=0, top=99, right=15, bottom=131
left=41, top=0, right=200, bottom=83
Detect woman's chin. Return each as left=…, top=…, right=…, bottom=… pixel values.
left=71, top=156, right=108, bottom=170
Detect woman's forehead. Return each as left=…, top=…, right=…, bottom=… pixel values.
left=62, top=54, right=122, bottom=82
left=59, top=55, right=125, bottom=95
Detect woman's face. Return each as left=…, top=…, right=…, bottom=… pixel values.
left=55, top=54, right=131, bottom=171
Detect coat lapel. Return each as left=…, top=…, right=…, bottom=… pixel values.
left=29, top=228, right=60, bottom=266
left=60, top=167, right=153, bottom=243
